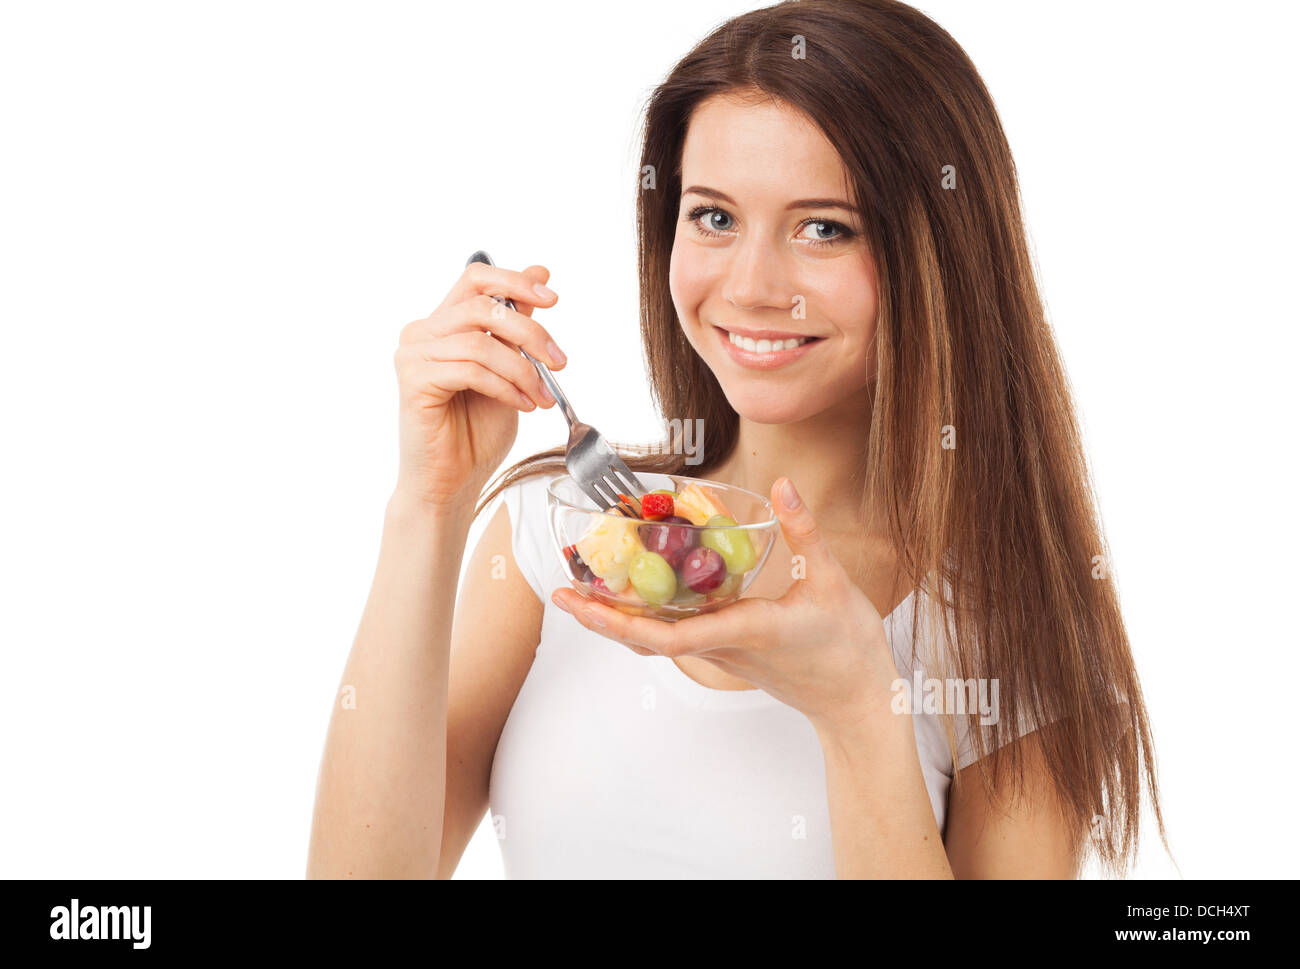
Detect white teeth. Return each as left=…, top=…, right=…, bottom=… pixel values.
left=727, top=332, right=811, bottom=353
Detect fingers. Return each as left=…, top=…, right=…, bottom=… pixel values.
left=511, top=266, right=550, bottom=319
left=771, top=477, right=839, bottom=579
left=398, top=334, right=554, bottom=409
left=454, top=294, right=567, bottom=366
left=442, top=259, right=558, bottom=319
left=403, top=293, right=566, bottom=369
left=550, top=588, right=769, bottom=658
left=393, top=351, right=537, bottom=413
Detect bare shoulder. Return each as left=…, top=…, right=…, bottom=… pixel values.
left=453, top=497, right=545, bottom=649
left=943, top=724, right=1086, bottom=879
left=436, top=498, right=544, bottom=878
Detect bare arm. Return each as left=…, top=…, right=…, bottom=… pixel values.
left=816, top=716, right=1083, bottom=878
left=307, top=494, right=544, bottom=879
left=306, top=257, right=563, bottom=879
left=816, top=715, right=954, bottom=878
left=944, top=724, right=1085, bottom=878
left=434, top=500, right=544, bottom=878
left=305, top=495, right=472, bottom=879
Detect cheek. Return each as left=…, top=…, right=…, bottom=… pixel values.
left=668, top=238, right=710, bottom=318
left=825, top=257, right=880, bottom=352
left=668, top=246, right=721, bottom=361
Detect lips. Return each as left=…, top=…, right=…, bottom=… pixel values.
left=712, top=324, right=823, bottom=370
left=726, top=331, right=813, bottom=353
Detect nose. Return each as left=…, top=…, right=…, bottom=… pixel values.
left=720, top=234, right=790, bottom=313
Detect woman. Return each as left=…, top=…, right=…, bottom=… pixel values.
left=307, top=0, right=1168, bottom=879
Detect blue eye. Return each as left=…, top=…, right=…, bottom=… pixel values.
left=685, top=205, right=734, bottom=235
left=798, top=219, right=846, bottom=245
left=682, top=204, right=854, bottom=249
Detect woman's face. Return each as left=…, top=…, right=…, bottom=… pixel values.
left=669, top=92, right=879, bottom=425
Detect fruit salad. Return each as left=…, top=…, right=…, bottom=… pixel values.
left=564, top=484, right=758, bottom=614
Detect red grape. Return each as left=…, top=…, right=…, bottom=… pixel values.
left=680, top=546, right=726, bottom=593
left=637, top=515, right=697, bottom=569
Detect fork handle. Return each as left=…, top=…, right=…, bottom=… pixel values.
left=522, top=348, right=577, bottom=427
left=465, top=251, right=579, bottom=427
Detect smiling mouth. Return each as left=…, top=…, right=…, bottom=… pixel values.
left=712, top=324, right=825, bottom=370
left=725, top=331, right=817, bottom=353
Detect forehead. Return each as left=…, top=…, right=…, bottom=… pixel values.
left=680, top=93, right=850, bottom=199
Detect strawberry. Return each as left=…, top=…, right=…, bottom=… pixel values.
left=639, top=492, right=674, bottom=521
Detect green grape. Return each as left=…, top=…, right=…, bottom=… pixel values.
left=709, top=571, right=744, bottom=600
left=629, top=550, right=677, bottom=606
left=700, top=515, right=757, bottom=574
left=671, top=584, right=706, bottom=605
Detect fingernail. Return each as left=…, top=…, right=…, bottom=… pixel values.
left=538, top=382, right=555, bottom=405
left=546, top=339, right=566, bottom=367
left=781, top=478, right=802, bottom=509
left=585, top=607, right=606, bottom=628
left=534, top=282, right=557, bottom=302
left=517, top=390, right=535, bottom=410
left=551, top=592, right=571, bottom=613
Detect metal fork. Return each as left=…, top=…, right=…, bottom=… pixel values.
left=466, top=251, right=648, bottom=514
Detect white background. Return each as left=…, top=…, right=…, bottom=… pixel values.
left=1, top=0, right=1295, bottom=879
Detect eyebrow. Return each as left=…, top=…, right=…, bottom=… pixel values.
left=682, top=185, right=861, bottom=214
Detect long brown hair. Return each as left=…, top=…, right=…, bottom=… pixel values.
left=474, top=0, right=1167, bottom=875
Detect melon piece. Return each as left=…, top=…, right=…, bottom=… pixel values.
left=672, top=482, right=733, bottom=526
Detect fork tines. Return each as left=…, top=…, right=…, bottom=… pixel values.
left=592, top=463, right=645, bottom=517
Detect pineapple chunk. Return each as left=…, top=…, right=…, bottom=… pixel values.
left=575, top=511, right=643, bottom=593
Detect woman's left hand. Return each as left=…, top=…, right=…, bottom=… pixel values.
left=550, top=477, right=902, bottom=737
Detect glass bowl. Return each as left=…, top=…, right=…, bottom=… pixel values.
left=546, top=471, right=779, bottom=621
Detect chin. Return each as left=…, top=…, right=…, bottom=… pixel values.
left=716, top=380, right=836, bottom=425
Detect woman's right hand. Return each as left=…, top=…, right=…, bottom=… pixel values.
left=391, top=260, right=565, bottom=513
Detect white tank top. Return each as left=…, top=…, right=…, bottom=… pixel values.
left=487, top=473, right=1035, bottom=878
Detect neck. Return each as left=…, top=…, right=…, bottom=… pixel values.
left=708, top=383, right=880, bottom=537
